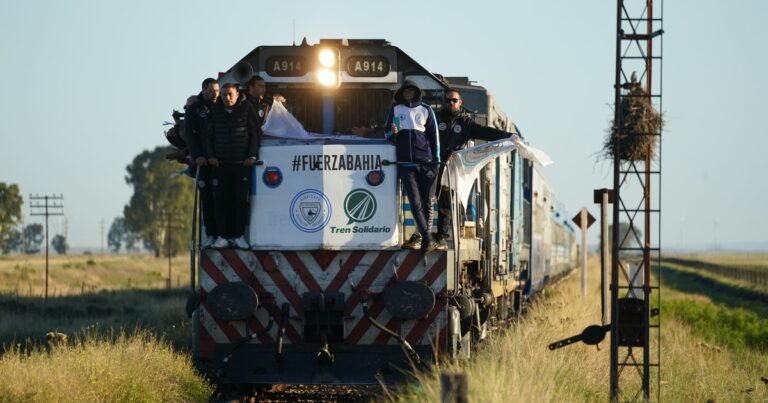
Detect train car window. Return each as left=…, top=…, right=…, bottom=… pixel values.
left=523, top=159, right=533, bottom=245
left=264, top=87, right=393, bottom=134
left=459, top=91, right=486, bottom=114
left=267, top=87, right=323, bottom=132
left=334, top=88, right=394, bottom=133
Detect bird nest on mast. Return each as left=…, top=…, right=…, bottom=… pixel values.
left=603, top=81, right=663, bottom=162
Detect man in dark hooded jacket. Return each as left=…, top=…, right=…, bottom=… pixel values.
left=205, top=82, right=262, bottom=249
left=186, top=78, right=219, bottom=247
left=385, top=81, right=441, bottom=251
left=434, top=88, right=520, bottom=250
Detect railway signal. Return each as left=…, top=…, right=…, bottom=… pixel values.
left=609, top=0, right=664, bottom=400
left=572, top=208, right=595, bottom=297
left=551, top=1, right=663, bottom=400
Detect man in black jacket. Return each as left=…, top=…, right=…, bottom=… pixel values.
left=245, top=75, right=286, bottom=124
left=244, top=75, right=271, bottom=121
left=186, top=78, right=219, bottom=247
left=435, top=88, right=519, bottom=250
left=205, top=82, right=262, bottom=249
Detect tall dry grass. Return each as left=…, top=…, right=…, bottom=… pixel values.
left=0, top=255, right=194, bottom=350
left=0, top=289, right=190, bottom=349
left=0, top=330, right=211, bottom=402
left=0, top=254, right=192, bottom=296
left=390, top=258, right=768, bottom=402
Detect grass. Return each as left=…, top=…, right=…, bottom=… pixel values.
left=0, top=254, right=195, bottom=351
left=0, top=329, right=212, bottom=402
left=658, top=262, right=768, bottom=318
left=665, top=252, right=768, bottom=272
left=0, top=254, right=193, bottom=296
left=0, top=255, right=204, bottom=402
left=390, top=256, right=768, bottom=402
left=0, top=288, right=191, bottom=351
left=1, top=253, right=766, bottom=401
left=657, top=259, right=768, bottom=350
left=663, top=299, right=768, bottom=350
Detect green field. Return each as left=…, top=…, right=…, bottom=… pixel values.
left=658, top=258, right=768, bottom=350
left=669, top=252, right=768, bottom=271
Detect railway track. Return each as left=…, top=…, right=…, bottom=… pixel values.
left=214, top=384, right=382, bottom=402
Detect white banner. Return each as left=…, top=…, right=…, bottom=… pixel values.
left=249, top=143, right=399, bottom=249
left=445, top=136, right=553, bottom=204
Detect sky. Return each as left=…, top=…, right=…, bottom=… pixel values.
left=1, top=0, right=766, bottom=251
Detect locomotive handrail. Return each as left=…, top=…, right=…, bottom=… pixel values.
left=208, top=159, right=265, bottom=166
left=189, top=165, right=201, bottom=293
left=380, top=159, right=444, bottom=166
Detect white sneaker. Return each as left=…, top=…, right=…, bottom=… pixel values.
left=201, top=236, right=215, bottom=248
left=210, top=237, right=229, bottom=248
left=232, top=236, right=249, bottom=249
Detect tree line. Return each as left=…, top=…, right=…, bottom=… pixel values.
left=111, top=145, right=193, bottom=257
left=1, top=145, right=193, bottom=257
left=0, top=183, right=69, bottom=254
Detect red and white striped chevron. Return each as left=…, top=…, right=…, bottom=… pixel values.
left=197, top=249, right=448, bottom=359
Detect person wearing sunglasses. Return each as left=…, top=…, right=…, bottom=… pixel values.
left=434, top=88, right=521, bottom=250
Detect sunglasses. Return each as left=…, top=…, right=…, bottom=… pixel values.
left=445, top=98, right=460, bottom=103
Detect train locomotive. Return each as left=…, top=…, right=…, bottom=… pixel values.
left=183, top=38, right=578, bottom=391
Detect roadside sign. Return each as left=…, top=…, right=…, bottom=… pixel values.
left=573, top=208, right=596, bottom=228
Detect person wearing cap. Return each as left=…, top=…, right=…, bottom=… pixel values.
left=434, top=88, right=521, bottom=250
left=164, top=95, right=197, bottom=163
left=186, top=78, right=220, bottom=247
left=385, top=80, right=441, bottom=252
left=205, top=82, right=262, bottom=249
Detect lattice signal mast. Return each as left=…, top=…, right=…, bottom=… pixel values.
left=611, top=0, right=663, bottom=401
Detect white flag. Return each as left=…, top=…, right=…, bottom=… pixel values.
left=445, top=136, right=553, bottom=204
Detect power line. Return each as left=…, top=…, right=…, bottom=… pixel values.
left=29, top=194, right=64, bottom=303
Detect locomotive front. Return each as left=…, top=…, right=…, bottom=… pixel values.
left=186, top=39, right=577, bottom=393
left=191, top=39, right=453, bottom=386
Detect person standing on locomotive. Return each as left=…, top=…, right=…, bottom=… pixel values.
left=244, top=75, right=286, bottom=124
left=244, top=75, right=271, bottom=122
left=385, top=81, right=441, bottom=252
left=186, top=78, right=220, bottom=247
left=434, top=88, right=519, bottom=250
left=205, top=82, right=262, bottom=249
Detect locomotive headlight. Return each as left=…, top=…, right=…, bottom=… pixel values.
left=316, top=47, right=340, bottom=88
left=317, top=69, right=338, bottom=87
left=318, top=48, right=337, bottom=67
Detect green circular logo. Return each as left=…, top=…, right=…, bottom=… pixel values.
left=344, top=189, right=377, bottom=224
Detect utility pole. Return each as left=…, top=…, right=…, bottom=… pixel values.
left=158, top=209, right=183, bottom=289
left=100, top=219, right=105, bottom=256
left=29, top=194, right=64, bottom=303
